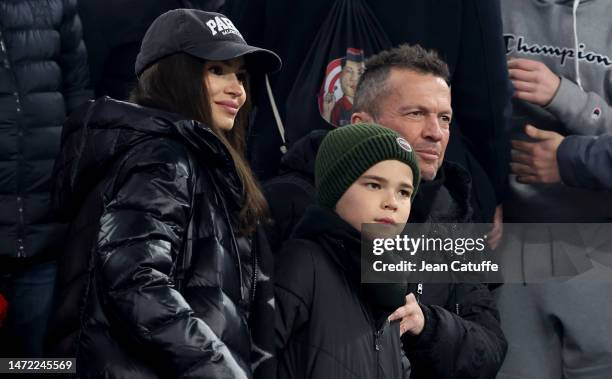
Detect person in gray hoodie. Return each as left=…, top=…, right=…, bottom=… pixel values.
left=501, top=0, right=612, bottom=221
left=496, top=0, right=612, bottom=378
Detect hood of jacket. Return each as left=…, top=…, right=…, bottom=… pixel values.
left=278, top=129, right=328, bottom=177
left=52, top=97, right=240, bottom=220
left=292, top=204, right=361, bottom=273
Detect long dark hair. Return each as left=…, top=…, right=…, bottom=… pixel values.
left=129, top=53, right=267, bottom=235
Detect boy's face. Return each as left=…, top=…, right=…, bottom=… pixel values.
left=335, top=160, right=414, bottom=234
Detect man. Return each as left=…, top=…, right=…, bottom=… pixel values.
left=265, top=44, right=507, bottom=378
left=350, top=46, right=455, bottom=222
left=0, top=0, right=91, bottom=356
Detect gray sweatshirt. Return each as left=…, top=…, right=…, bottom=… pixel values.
left=501, top=0, right=612, bottom=221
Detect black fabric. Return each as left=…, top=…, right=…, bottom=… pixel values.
left=227, top=0, right=511, bottom=216
left=408, top=162, right=473, bottom=224
left=47, top=98, right=273, bottom=378
left=0, top=0, right=91, bottom=267
left=284, top=0, right=391, bottom=140
left=262, top=130, right=327, bottom=252
left=78, top=0, right=226, bottom=99
left=275, top=205, right=406, bottom=379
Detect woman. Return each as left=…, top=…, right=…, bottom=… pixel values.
left=47, top=10, right=281, bottom=378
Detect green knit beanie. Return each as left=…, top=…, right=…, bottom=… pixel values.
left=315, top=123, right=421, bottom=208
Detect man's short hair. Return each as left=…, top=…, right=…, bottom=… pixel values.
left=353, top=44, right=450, bottom=118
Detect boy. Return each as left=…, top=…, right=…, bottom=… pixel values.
left=274, top=123, right=421, bottom=378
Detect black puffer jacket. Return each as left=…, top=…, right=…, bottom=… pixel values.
left=0, top=0, right=91, bottom=264
left=276, top=205, right=507, bottom=379
left=275, top=206, right=407, bottom=379
left=47, top=98, right=269, bottom=378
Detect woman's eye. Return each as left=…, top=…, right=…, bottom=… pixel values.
left=208, top=65, right=223, bottom=75
left=365, top=182, right=381, bottom=190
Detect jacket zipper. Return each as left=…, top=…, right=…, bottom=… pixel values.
left=2, top=29, right=26, bottom=258
left=416, top=283, right=423, bottom=302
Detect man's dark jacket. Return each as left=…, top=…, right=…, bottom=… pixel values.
left=263, top=130, right=327, bottom=252
left=0, top=0, right=90, bottom=266
left=47, top=98, right=272, bottom=378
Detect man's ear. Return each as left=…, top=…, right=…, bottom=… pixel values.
left=351, top=111, right=374, bottom=124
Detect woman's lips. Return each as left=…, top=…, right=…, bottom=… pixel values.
left=216, top=101, right=239, bottom=115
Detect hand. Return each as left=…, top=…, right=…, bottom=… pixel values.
left=322, top=92, right=335, bottom=122
left=487, top=205, right=503, bottom=250
left=388, top=293, right=424, bottom=337
left=510, top=124, right=564, bottom=184
left=508, top=58, right=561, bottom=106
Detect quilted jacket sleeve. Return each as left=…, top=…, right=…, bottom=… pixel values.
left=60, top=0, right=92, bottom=113
left=95, top=141, right=248, bottom=379
left=558, top=134, right=612, bottom=190
left=403, top=284, right=507, bottom=378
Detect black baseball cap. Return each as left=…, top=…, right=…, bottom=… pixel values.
left=135, top=9, right=282, bottom=76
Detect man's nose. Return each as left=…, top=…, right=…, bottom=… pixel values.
left=423, top=115, right=444, bottom=141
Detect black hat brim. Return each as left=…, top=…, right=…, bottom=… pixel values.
left=188, top=41, right=282, bottom=75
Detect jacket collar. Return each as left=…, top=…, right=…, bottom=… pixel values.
left=408, top=161, right=472, bottom=223
left=292, top=205, right=362, bottom=282
left=53, top=97, right=243, bottom=218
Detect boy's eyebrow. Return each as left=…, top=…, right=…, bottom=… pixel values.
left=361, top=175, right=414, bottom=190
left=360, top=175, right=387, bottom=183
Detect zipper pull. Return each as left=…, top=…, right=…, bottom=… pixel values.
left=374, top=318, right=389, bottom=351
left=416, top=283, right=423, bottom=302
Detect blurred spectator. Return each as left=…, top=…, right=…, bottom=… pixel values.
left=0, top=0, right=91, bottom=357
left=501, top=0, right=612, bottom=222
left=496, top=0, right=612, bottom=377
